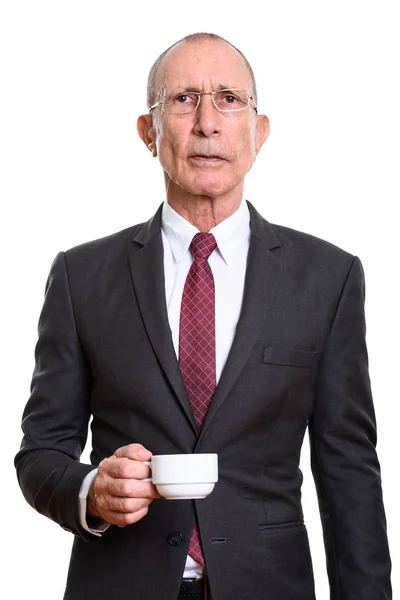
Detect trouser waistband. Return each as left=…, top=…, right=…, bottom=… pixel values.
left=178, top=575, right=211, bottom=600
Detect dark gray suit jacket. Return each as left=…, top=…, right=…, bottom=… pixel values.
left=15, top=202, right=391, bottom=599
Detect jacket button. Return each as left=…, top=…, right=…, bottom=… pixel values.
left=167, top=531, right=184, bottom=546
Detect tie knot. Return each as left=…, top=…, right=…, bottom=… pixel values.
left=190, top=232, right=217, bottom=260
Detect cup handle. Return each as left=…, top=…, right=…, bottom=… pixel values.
left=142, top=460, right=152, bottom=482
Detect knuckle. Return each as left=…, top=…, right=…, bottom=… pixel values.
left=123, top=480, right=136, bottom=496
left=128, top=507, right=148, bottom=525
left=116, top=505, right=149, bottom=527
left=110, top=480, right=122, bottom=496
left=112, top=480, right=123, bottom=495
left=97, top=459, right=107, bottom=474
left=131, top=443, right=144, bottom=453
left=138, top=506, right=149, bottom=520
left=116, top=520, right=126, bottom=528
left=120, top=513, right=134, bottom=526
left=119, top=462, right=132, bottom=479
left=120, top=498, right=132, bottom=512
left=95, top=476, right=108, bottom=495
left=137, top=506, right=149, bottom=519
left=114, top=444, right=128, bottom=458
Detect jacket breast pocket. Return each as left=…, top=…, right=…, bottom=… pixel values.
left=262, top=346, right=319, bottom=369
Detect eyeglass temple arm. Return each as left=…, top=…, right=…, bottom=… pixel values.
left=149, top=100, right=162, bottom=112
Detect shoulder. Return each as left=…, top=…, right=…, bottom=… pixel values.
left=63, top=204, right=163, bottom=265
left=64, top=222, right=144, bottom=261
left=272, top=223, right=360, bottom=289
left=248, top=201, right=358, bottom=284
left=271, top=222, right=354, bottom=263
left=59, top=204, right=163, bottom=273
left=249, top=202, right=353, bottom=262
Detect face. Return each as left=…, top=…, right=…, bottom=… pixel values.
left=139, top=39, right=269, bottom=201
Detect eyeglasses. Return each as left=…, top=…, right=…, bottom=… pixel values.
left=149, top=89, right=257, bottom=115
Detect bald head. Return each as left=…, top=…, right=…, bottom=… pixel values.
left=146, top=33, right=258, bottom=110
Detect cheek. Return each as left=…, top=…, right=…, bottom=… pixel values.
left=156, top=115, right=181, bottom=146
left=157, top=126, right=186, bottom=169
left=157, top=138, right=178, bottom=176
left=234, top=129, right=257, bottom=169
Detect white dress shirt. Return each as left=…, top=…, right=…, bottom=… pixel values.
left=79, top=199, right=251, bottom=578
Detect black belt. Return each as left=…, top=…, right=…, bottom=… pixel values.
left=178, top=575, right=211, bottom=600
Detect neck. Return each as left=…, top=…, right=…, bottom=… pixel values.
left=166, top=183, right=244, bottom=232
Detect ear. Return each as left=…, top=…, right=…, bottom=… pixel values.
left=137, top=114, right=157, bottom=157
left=255, top=114, right=270, bottom=154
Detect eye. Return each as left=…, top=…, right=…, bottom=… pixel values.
left=215, top=90, right=246, bottom=109
left=174, top=93, right=197, bottom=104
left=214, top=90, right=248, bottom=111
left=223, top=94, right=239, bottom=104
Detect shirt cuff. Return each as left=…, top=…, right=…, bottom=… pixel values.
left=78, top=468, right=110, bottom=536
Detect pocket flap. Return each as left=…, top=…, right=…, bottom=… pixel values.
left=263, top=346, right=319, bottom=368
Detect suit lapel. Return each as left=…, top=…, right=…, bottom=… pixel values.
left=199, top=202, right=282, bottom=440
left=128, top=202, right=282, bottom=439
left=128, top=206, right=198, bottom=434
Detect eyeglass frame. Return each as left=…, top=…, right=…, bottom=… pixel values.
left=149, top=88, right=258, bottom=115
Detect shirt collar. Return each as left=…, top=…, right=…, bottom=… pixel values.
left=161, top=199, right=250, bottom=264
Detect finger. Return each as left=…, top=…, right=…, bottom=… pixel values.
left=98, top=456, right=151, bottom=480
left=103, top=478, right=160, bottom=499
left=114, top=444, right=153, bottom=461
left=97, top=495, right=153, bottom=515
left=108, top=506, right=150, bottom=528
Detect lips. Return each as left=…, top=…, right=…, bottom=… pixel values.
left=189, top=154, right=226, bottom=161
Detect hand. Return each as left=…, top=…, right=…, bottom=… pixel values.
left=87, top=443, right=161, bottom=527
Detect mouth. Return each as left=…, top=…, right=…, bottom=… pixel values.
left=189, top=154, right=226, bottom=163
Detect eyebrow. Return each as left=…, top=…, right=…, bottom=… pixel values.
left=170, top=84, right=239, bottom=94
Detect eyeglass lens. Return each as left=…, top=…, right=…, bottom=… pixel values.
left=165, top=90, right=250, bottom=114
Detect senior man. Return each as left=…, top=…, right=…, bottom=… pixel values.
left=15, top=32, right=391, bottom=600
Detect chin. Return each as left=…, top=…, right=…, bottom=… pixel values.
left=183, top=176, right=233, bottom=198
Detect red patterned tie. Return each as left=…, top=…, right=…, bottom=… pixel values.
left=179, top=232, right=217, bottom=565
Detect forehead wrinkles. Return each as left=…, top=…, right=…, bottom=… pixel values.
left=155, top=41, right=252, bottom=95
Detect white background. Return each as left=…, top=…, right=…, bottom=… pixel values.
left=1, top=1, right=398, bottom=598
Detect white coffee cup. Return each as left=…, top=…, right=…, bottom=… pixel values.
left=143, top=453, right=218, bottom=500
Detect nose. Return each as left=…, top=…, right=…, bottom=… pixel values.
left=193, top=93, right=222, bottom=138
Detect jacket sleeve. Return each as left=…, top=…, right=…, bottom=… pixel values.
left=15, top=252, right=98, bottom=541
left=308, top=255, right=392, bottom=599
